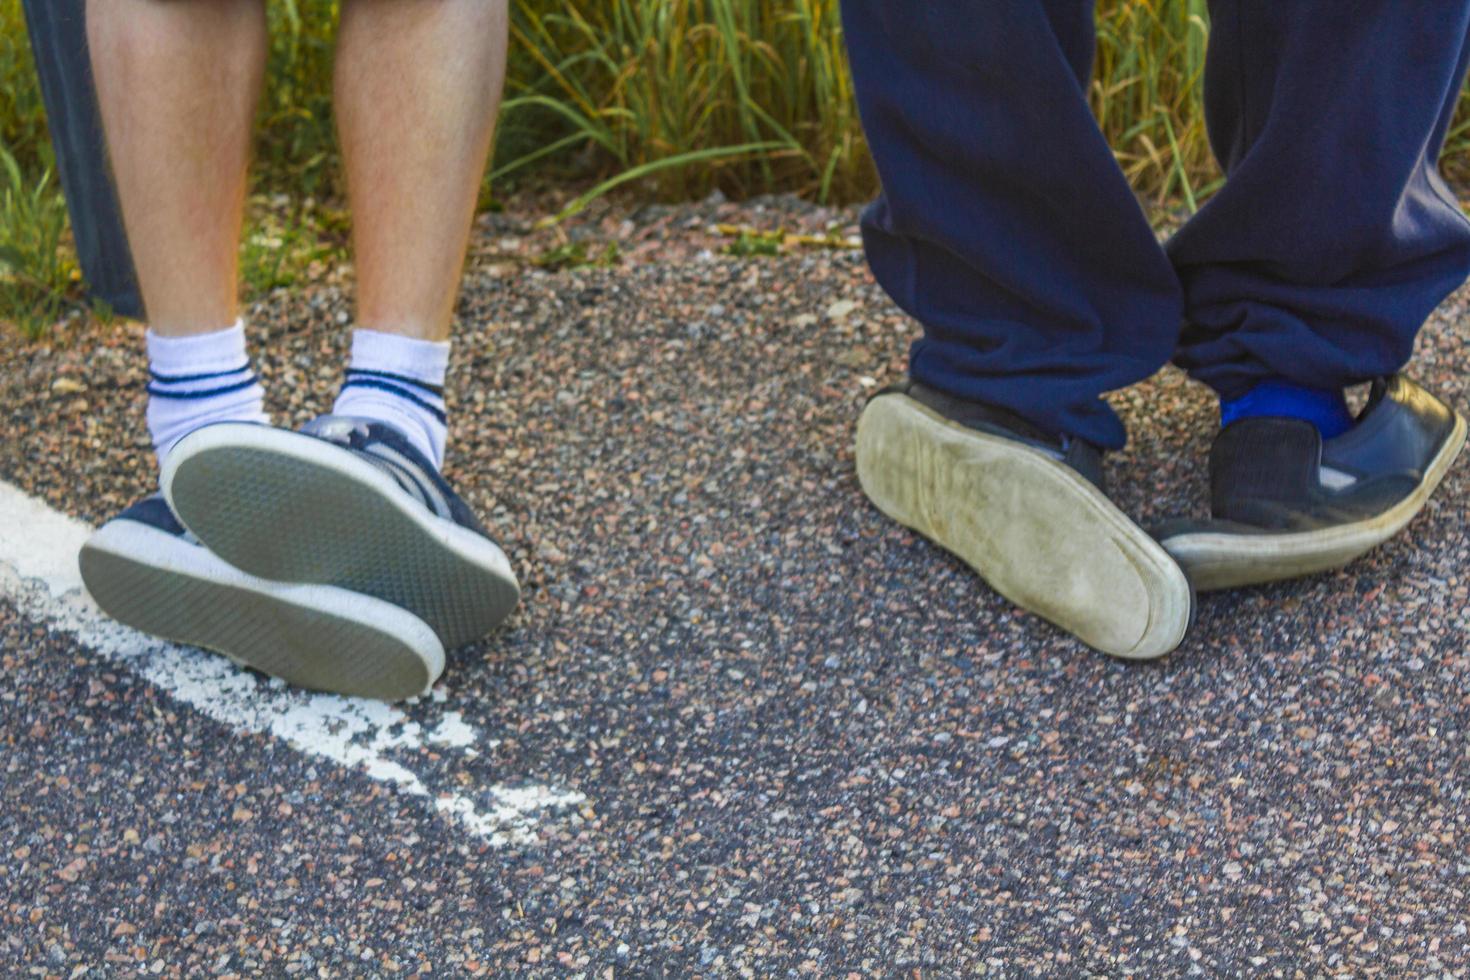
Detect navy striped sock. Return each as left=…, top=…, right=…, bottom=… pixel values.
left=146, top=322, right=268, bottom=465
left=333, top=329, right=450, bottom=468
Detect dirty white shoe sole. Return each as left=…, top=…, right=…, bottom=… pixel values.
left=856, top=393, right=1194, bottom=660
left=80, top=519, right=445, bottom=700
left=161, top=423, right=520, bottom=651
left=1160, top=411, right=1467, bottom=591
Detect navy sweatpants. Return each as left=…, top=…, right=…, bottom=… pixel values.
left=842, top=1, right=1470, bottom=449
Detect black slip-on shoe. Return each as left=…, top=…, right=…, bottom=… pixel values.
left=1156, top=375, right=1468, bottom=591
left=79, top=495, right=446, bottom=700
left=161, top=416, right=520, bottom=650
left=856, top=380, right=1195, bottom=660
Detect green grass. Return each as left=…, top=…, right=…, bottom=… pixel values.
left=0, top=141, right=80, bottom=338
left=1094, top=0, right=1217, bottom=213
left=0, top=0, right=84, bottom=337
left=0, top=1, right=50, bottom=178
left=498, top=0, right=871, bottom=208
left=256, top=0, right=341, bottom=203
left=3, top=0, right=1470, bottom=335
left=239, top=195, right=347, bottom=296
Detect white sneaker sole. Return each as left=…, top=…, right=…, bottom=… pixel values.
left=79, top=519, right=445, bottom=700
left=161, top=423, right=520, bottom=651
left=1160, top=411, right=1468, bottom=591
left=855, top=393, right=1194, bottom=660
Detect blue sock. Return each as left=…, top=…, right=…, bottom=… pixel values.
left=1219, top=379, right=1354, bottom=439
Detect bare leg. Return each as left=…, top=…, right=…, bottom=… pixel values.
left=334, top=0, right=509, bottom=342
left=87, top=0, right=267, bottom=337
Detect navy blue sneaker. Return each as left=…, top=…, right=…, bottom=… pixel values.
left=161, top=416, right=520, bottom=650
left=79, top=496, right=446, bottom=700
left=1157, top=375, right=1467, bottom=590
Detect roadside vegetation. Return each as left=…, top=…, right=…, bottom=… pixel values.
left=4, top=0, right=1470, bottom=337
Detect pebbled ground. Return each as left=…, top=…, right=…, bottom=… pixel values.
left=2, top=194, right=1468, bottom=977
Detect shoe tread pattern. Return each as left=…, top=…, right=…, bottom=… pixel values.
left=79, top=538, right=435, bottom=699
left=169, top=444, right=517, bottom=650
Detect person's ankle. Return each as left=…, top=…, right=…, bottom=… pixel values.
left=1219, top=379, right=1354, bottom=439
left=333, top=328, right=450, bottom=469
left=146, top=320, right=269, bottom=466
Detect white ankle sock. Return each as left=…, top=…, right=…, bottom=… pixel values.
left=146, top=320, right=268, bottom=467
left=332, top=328, right=450, bottom=469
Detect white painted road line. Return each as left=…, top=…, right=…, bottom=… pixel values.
left=0, top=479, right=584, bottom=846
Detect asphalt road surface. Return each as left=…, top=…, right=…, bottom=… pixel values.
left=3, top=199, right=1469, bottom=976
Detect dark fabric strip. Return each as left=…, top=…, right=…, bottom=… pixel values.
left=361, top=453, right=435, bottom=511
left=146, top=376, right=260, bottom=400
left=340, top=377, right=448, bottom=423
left=363, top=443, right=452, bottom=517
left=345, top=367, right=445, bottom=398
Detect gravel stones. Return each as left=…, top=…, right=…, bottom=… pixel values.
left=3, top=193, right=1469, bottom=974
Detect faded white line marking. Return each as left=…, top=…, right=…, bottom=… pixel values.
left=0, top=480, right=583, bottom=845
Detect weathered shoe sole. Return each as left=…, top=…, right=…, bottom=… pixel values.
left=80, top=519, right=445, bottom=700
left=855, top=393, right=1194, bottom=660
left=1159, top=411, right=1468, bottom=591
left=162, top=423, right=520, bottom=651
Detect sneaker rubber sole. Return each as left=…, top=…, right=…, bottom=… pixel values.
left=79, top=518, right=445, bottom=700
left=161, top=423, right=520, bottom=651
left=855, top=393, right=1194, bottom=660
left=1158, top=410, right=1468, bottom=591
